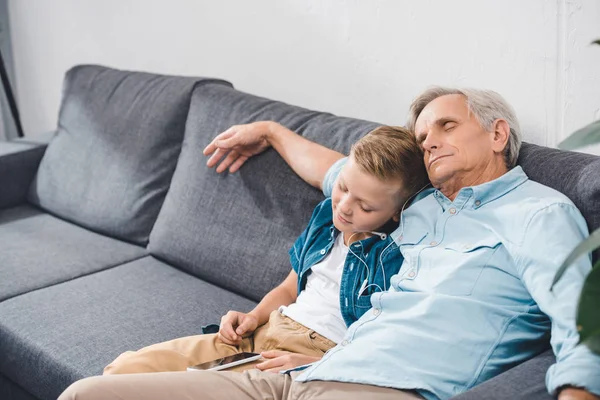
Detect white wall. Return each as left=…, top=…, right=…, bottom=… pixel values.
left=7, top=0, right=600, bottom=152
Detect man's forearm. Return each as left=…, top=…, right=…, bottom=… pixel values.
left=265, top=122, right=345, bottom=190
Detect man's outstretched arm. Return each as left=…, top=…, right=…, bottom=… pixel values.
left=203, top=121, right=345, bottom=190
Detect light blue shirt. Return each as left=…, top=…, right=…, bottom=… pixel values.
left=294, top=158, right=600, bottom=400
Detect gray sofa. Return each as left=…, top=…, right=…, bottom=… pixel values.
left=0, top=65, right=598, bottom=400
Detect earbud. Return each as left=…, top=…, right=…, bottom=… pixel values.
left=370, top=231, right=387, bottom=240
left=358, top=279, right=369, bottom=296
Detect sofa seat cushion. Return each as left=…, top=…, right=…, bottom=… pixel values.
left=0, top=256, right=257, bottom=400
left=149, top=83, right=380, bottom=301
left=28, top=65, right=232, bottom=245
left=0, top=205, right=146, bottom=301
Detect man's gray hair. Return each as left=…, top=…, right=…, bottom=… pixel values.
left=406, top=87, right=522, bottom=168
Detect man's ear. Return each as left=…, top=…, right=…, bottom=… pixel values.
left=491, top=119, right=510, bottom=154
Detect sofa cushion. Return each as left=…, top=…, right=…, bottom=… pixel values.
left=28, top=65, right=232, bottom=245
left=518, top=142, right=600, bottom=262
left=0, top=373, right=36, bottom=400
left=0, top=256, right=257, bottom=400
left=0, top=205, right=146, bottom=302
left=148, top=84, right=379, bottom=301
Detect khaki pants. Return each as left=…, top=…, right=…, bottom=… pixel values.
left=59, top=369, right=424, bottom=400
left=104, top=310, right=336, bottom=374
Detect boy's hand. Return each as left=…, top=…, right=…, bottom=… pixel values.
left=203, top=122, right=274, bottom=173
left=218, top=311, right=259, bottom=345
left=255, top=350, right=321, bottom=373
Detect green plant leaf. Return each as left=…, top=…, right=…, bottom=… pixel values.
left=592, top=39, right=600, bottom=46
left=551, top=227, right=600, bottom=290
left=558, top=120, right=600, bottom=150
left=577, top=262, right=600, bottom=355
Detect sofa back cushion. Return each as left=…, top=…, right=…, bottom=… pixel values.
left=518, top=142, right=600, bottom=262
left=148, top=84, right=379, bottom=301
left=28, top=65, right=232, bottom=245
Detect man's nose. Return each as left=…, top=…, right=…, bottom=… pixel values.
left=422, top=131, right=439, bottom=150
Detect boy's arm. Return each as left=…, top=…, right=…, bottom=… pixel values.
left=248, top=270, right=298, bottom=325
left=218, top=270, right=298, bottom=345
left=203, top=121, right=345, bottom=190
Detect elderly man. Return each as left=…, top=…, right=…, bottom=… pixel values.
left=59, top=88, right=600, bottom=400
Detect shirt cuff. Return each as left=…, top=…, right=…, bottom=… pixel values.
left=546, top=344, right=600, bottom=396
left=322, top=157, right=348, bottom=197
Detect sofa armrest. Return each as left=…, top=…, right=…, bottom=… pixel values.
left=0, top=132, right=53, bottom=210
left=450, top=349, right=554, bottom=400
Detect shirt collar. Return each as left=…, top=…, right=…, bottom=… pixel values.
left=432, top=166, right=529, bottom=209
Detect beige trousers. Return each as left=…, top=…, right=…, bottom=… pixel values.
left=104, top=310, right=336, bottom=374
left=59, top=369, right=424, bottom=400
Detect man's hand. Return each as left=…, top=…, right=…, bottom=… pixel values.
left=559, top=387, right=600, bottom=400
left=218, top=311, right=259, bottom=345
left=255, top=350, right=321, bottom=373
left=203, top=121, right=275, bottom=173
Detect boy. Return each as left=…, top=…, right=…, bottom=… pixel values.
left=104, top=125, right=428, bottom=375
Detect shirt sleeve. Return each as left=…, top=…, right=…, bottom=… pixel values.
left=322, top=157, right=348, bottom=197
left=514, top=202, right=600, bottom=396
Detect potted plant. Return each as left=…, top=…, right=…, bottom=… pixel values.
left=550, top=39, right=600, bottom=355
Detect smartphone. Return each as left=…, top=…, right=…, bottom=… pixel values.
left=186, top=352, right=262, bottom=371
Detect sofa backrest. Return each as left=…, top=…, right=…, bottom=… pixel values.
left=148, top=83, right=379, bottom=301
left=28, top=65, right=232, bottom=245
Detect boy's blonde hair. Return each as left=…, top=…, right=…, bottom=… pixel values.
left=351, top=126, right=429, bottom=202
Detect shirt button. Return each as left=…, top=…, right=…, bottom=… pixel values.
left=475, top=200, right=481, bottom=206
left=373, top=308, right=381, bottom=316
left=320, top=249, right=326, bottom=255
left=341, top=340, right=349, bottom=346
left=408, top=271, right=416, bottom=278
left=430, top=241, right=438, bottom=246
left=449, top=208, right=456, bottom=214
left=398, top=235, right=403, bottom=241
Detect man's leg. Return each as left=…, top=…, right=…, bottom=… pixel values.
left=288, top=372, right=424, bottom=400
left=59, top=369, right=292, bottom=400
left=59, top=369, right=424, bottom=400
left=103, top=332, right=254, bottom=374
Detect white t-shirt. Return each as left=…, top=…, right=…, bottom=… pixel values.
left=281, top=233, right=348, bottom=343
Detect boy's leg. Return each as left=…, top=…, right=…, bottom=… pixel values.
left=59, top=369, right=292, bottom=400
left=103, top=333, right=254, bottom=375
left=254, top=310, right=336, bottom=357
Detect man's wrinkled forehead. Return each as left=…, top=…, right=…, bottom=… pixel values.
left=415, top=108, right=438, bottom=132
left=414, top=94, right=468, bottom=132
